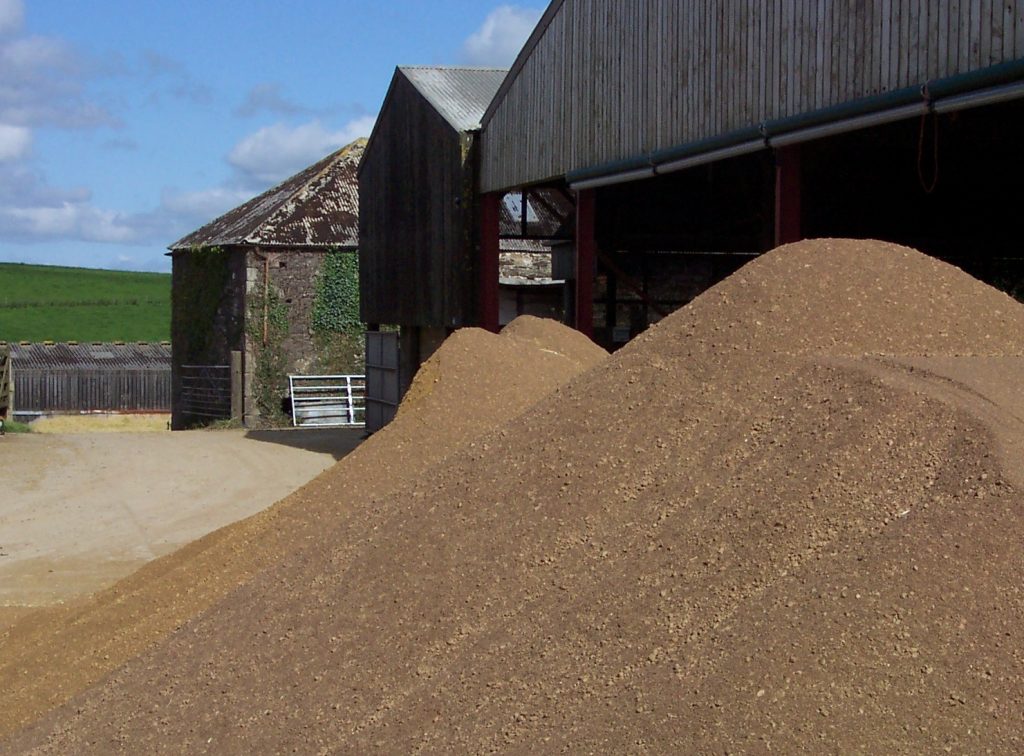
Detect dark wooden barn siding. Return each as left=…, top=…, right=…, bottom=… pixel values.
left=359, top=75, right=472, bottom=328
left=15, top=368, right=170, bottom=413
left=482, top=0, right=1024, bottom=191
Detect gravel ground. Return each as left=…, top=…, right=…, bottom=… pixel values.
left=0, top=428, right=361, bottom=611
left=0, top=317, right=606, bottom=741
left=4, top=241, right=1024, bottom=753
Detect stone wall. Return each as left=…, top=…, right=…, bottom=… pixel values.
left=173, top=246, right=360, bottom=427
left=246, top=249, right=326, bottom=369
left=243, top=248, right=330, bottom=423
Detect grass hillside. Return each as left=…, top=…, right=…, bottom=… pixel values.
left=0, top=263, right=170, bottom=342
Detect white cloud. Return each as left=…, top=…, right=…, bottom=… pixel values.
left=462, top=5, right=542, bottom=67
left=160, top=185, right=256, bottom=220
left=0, top=122, right=30, bottom=160
left=227, top=116, right=375, bottom=185
left=236, top=82, right=309, bottom=117
left=339, top=114, right=376, bottom=143
left=0, top=0, right=23, bottom=36
left=2, top=202, right=135, bottom=243
left=0, top=33, right=118, bottom=129
left=141, top=50, right=212, bottom=105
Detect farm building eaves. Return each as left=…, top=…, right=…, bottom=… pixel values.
left=399, top=66, right=509, bottom=132
left=169, top=139, right=364, bottom=252
left=7, top=342, right=171, bottom=370
left=480, top=0, right=565, bottom=129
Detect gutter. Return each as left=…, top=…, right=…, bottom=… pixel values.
left=568, top=58, right=1024, bottom=191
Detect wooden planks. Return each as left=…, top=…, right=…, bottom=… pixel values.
left=359, top=74, right=471, bottom=327
left=15, top=368, right=170, bottom=413
left=481, top=0, right=1024, bottom=192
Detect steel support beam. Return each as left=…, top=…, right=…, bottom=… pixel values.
left=774, top=145, right=802, bottom=246
left=575, top=188, right=596, bottom=338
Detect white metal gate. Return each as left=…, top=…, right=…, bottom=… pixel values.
left=288, top=374, right=365, bottom=428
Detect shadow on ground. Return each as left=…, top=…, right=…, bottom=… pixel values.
left=245, top=427, right=364, bottom=460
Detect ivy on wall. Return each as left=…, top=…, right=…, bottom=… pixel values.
left=246, top=268, right=290, bottom=426
left=174, top=246, right=234, bottom=362
left=312, top=249, right=364, bottom=374
left=312, top=250, right=361, bottom=333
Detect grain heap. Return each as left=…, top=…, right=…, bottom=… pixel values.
left=0, top=316, right=605, bottom=740
left=5, top=239, right=1024, bottom=753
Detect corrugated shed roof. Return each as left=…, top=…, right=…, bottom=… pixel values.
left=399, top=67, right=508, bottom=132
left=6, top=342, right=171, bottom=370
left=169, top=139, right=364, bottom=251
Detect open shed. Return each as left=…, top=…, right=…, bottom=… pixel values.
left=478, top=0, right=1024, bottom=349
left=168, top=140, right=364, bottom=429
left=5, top=341, right=171, bottom=417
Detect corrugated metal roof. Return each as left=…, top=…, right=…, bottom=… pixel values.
left=399, top=67, right=508, bottom=132
left=169, top=139, right=364, bottom=251
left=6, top=342, right=171, bottom=370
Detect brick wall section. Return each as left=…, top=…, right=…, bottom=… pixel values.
left=498, top=251, right=553, bottom=281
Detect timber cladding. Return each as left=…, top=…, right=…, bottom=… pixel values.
left=481, top=0, right=1024, bottom=192
left=358, top=72, right=477, bottom=328
left=0, top=344, right=9, bottom=415
left=9, top=342, right=171, bottom=413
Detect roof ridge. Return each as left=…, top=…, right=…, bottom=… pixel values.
left=248, top=139, right=365, bottom=244
left=171, top=138, right=363, bottom=250
left=399, top=64, right=509, bottom=72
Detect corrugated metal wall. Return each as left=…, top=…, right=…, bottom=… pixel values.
left=15, top=368, right=170, bottom=413
left=482, top=0, right=1024, bottom=191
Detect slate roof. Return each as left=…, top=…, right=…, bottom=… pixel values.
left=169, top=139, right=364, bottom=251
left=399, top=67, right=508, bottom=132
left=6, top=342, right=171, bottom=370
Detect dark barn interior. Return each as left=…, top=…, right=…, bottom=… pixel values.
left=554, top=95, right=1024, bottom=353
left=586, top=152, right=774, bottom=349
left=801, top=97, right=1024, bottom=298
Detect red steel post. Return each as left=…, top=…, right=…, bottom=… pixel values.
left=575, top=188, right=596, bottom=339
left=774, top=145, right=802, bottom=246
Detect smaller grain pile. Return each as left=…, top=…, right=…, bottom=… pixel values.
left=0, top=316, right=605, bottom=740
left=5, top=240, right=1024, bottom=754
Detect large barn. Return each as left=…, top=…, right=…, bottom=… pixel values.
left=358, top=1, right=1024, bottom=431
left=168, top=140, right=364, bottom=429
left=478, top=1, right=1024, bottom=345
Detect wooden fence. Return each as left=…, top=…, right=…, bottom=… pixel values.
left=14, top=367, right=170, bottom=413
left=0, top=345, right=10, bottom=417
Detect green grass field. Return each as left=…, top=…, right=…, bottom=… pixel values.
left=0, top=263, right=171, bottom=342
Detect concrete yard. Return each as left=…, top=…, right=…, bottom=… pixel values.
left=0, top=428, right=362, bottom=612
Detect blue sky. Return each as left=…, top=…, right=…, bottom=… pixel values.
left=0, top=0, right=544, bottom=272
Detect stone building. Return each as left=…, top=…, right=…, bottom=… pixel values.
left=168, top=139, right=363, bottom=429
